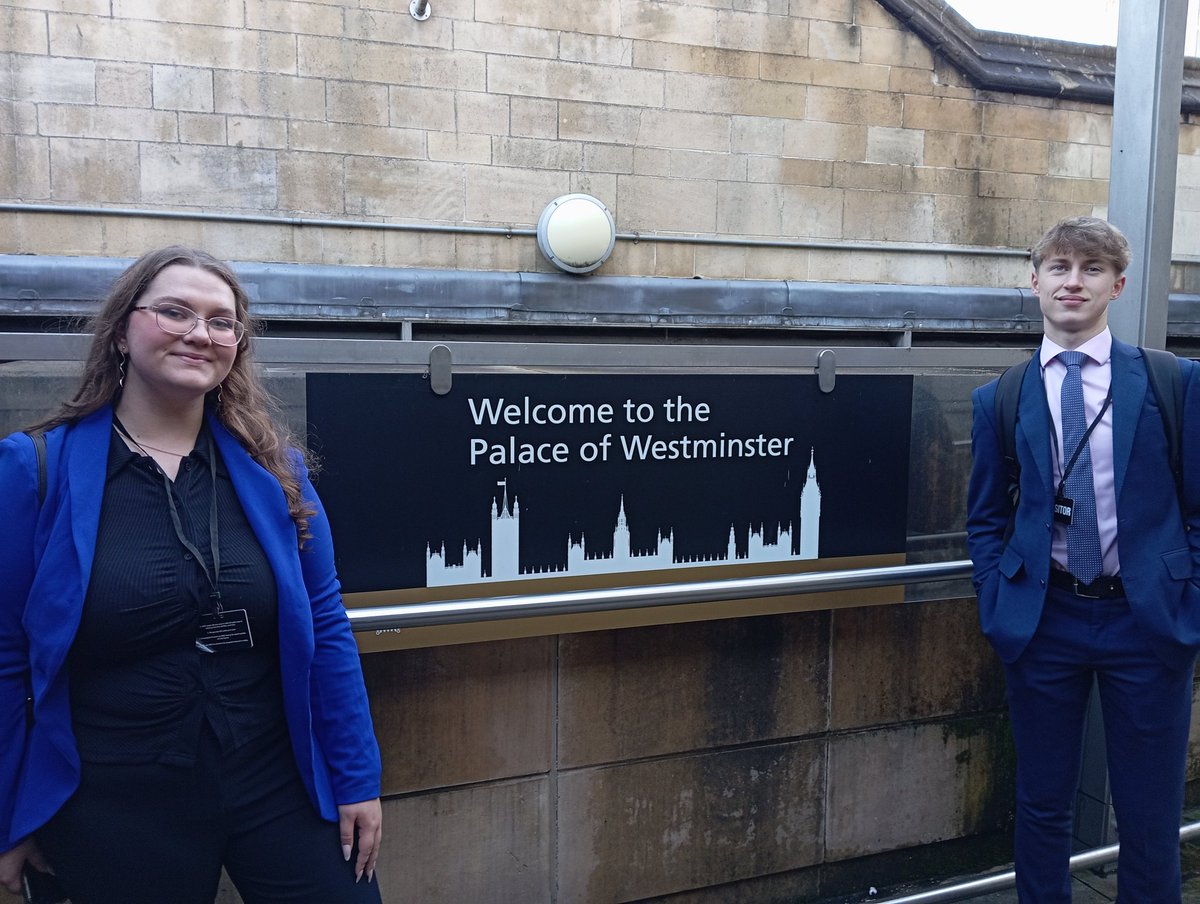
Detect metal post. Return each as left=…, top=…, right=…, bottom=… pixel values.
left=1105, top=0, right=1188, bottom=348
left=1076, top=0, right=1190, bottom=850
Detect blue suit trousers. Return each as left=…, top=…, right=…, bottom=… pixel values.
left=1003, top=584, right=1195, bottom=902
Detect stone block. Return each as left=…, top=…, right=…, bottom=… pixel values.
left=748, top=156, right=833, bottom=186
left=493, top=136, right=583, bottom=170
left=715, top=8, right=810, bottom=55
left=620, top=0, right=718, bottom=46
left=153, top=65, right=214, bottom=112
left=636, top=147, right=746, bottom=181
left=634, top=869, right=820, bottom=904
left=978, top=135, right=1050, bottom=176
left=558, top=101, right=640, bottom=145
left=560, top=616, right=828, bottom=767
left=978, top=171, right=1037, bottom=200
left=277, top=151, right=346, bottom=214
left=299, top=35, right=485, bottom=90
left=429, top=131, right=492, bottom=164
left=732, top=116, right=784, bottom=156
left=4, top=0, right=105, bottom=10
left=112, top=0, right=244, bottom=27
left=825, top=717, right=1013, bottom=859
left=808, top=19, right=860, bottom=62
left=666, top=72, right=806, bottom=120
left=716, top=181, right=783, bottom=236
left=343, top=7, right=452, bottom=47
left=745, top=245, right=809, bottom=280
left=289, top=120, right=424, bottom=159
left=653, top=242, right=697, bottom=277
left=782, top=119, right=867, bottom=161
left=557, top=742, right=825, bottom=903
left=632, top=40, right=758, bottom=80
left=617, top=174, right=718, bottom=233
left=345, top=157, right=464, bottom=221
left=1047, top=141, right=1094, bottom=179
left=604, top=234, right=654, bottom=274
left=465, top=164, right=570, bottom=223
left=214, top=71, right=325, bottom=120
left=475, top=0, right=619, bottom=35
left=228, top=115, right=288, bottom=150
left=327, top=80, right=389, bottom=126
left=866, top=126, right=924, bottom=166
left=140, top=144, right=276, bottom=208
left=694, top=244, right=748, bottom=278
left=248, top=0, right=344, bottom=36
left=388, top=85, right=456, bottom=132
left=1090, top=146, right=1110, bottom=179
left=843, top=188, right=934, bottom=242
left=1, top=8, right=48, bottom=54
left=833, top=161, right=901, bottom=192
left=96, top=62, right=152, bottom=108
left=12, top=56, right=95, bottom=104
left=453, top=20, right=557, bottom=58
left=902, top=94, right=981, bottom=134
left=361, top=638, right=552, bottom=794
left=0, top=135, right=50, bottom=199
left=379, top=779, right=550, bottom=904
left=922, top=130, right=979, bottom=170
left=637, top=109, right=732, bottom=153
left=900, top=165, right=978, bottom=196
left=453, top=232, right=540, bottom=271
left=39, top=104, right=178, bottom=142
left=560, top=33, right=634, bottom=67
left=791, top=0, right=853, bottom=21
left=851, top=1, right=902, bottom=29
left=889, top=65, right=937, bottom=96
left=51, top=13, right=296, bottom=72
left=831, top=599, right=1005, bottom=730
left=508, top=96, right=556, bottom=139
left=859, top=23, right=933, bottom=68
left=583, top=143, right=634, bottom=174
left=983, top=102, right=1070, bottom=142
left=780, top=183, right=844, bottom=238
left=381, top=229, right=458, bottom=270
left=807, top=85, right=902, bottom=127
left=489, top=56, right=664, bottom=108
left=178, top=112, right=226, bottom=144
left=779, top=57, right=891, bottom=92
left=569, top=171, right=617, bottom=204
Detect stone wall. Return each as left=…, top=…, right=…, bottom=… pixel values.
left=4, top=0, right=1198, bottom=287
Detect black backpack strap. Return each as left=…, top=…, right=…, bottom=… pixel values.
left=993, top=355, right=1035, bottom=542
left=28, top=431, right=47, bottom=508
left=1140, top=346, right=1184, bottom=507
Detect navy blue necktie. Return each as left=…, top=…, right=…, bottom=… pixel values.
left=1059, top=350, right=1102, bottom=583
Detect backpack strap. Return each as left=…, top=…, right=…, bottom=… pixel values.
left=993, top=355, right=1036, bottom=542
left=1140, top=346, right=1184, bottom=508
left=28, top=431, right=47, bottom=508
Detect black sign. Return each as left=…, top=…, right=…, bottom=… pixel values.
left=306, top=373, right=912, bottom=597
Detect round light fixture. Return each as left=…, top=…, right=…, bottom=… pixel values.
left=536, top=194, right=616, bottom=274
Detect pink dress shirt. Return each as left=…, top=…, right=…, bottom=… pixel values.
left=1040, top=329, right=1119, bottom=576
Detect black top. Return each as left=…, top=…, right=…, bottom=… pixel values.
left=69, top=422, right=282, bottom=766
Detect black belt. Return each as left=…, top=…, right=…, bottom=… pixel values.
left=1049, top=569, right=1125, bottom=599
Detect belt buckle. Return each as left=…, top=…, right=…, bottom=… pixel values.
left=1073, top=577, right=1101, bottom=599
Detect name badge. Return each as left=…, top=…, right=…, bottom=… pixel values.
left=1054, top=494, right=1074, bottom=525
left=196, top=609, right=254, bottom=653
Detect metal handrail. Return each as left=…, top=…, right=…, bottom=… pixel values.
left=346, top=559, right=973, bottom=632
left=877, top=821, right=1200, bottom=902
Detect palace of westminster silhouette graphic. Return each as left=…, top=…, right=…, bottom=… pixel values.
left=426, top=449, right=822, bottom=587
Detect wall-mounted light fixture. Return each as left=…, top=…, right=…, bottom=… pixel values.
left=535, top=194, right=617, bottom=275
left=410, top=0, right=430, bottom=20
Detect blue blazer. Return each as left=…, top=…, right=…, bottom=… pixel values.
left=0, top=406, right=381, bottom=851
left=967, top=339, right=1200, bottom=668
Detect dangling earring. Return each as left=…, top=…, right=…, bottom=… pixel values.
left=216, top=383, right=224, bottom=405
left=117, top=348, right=127, bottom=389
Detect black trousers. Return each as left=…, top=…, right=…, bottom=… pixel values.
left=37, top=725, right=383, bottom=904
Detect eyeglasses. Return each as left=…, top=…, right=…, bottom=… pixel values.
left=132, top=302, right=245, bottom=347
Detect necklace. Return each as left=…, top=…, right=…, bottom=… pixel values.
left=112, top=423, right=191, bottom=458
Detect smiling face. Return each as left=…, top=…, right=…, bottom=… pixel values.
left=1033, top=249, right=1126, bottom=350
left=116, top=264, right=240, bottom=410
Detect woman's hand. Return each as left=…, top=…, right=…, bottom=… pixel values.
left=0, top=838, right=49, bottom=893
left=338, top=798, right=382, bottom=883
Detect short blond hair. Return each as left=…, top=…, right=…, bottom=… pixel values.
left=1030, top=216, right=1131, bottom=274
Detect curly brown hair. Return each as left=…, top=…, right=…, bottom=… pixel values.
left=29, top=246, right=316, bottom=545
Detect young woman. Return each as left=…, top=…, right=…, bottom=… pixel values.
left=0, top=247, right=383, bottom=903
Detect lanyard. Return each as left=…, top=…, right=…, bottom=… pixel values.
left=112, top=415, right=223, bottom=614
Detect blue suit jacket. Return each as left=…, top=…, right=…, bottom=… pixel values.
left=966, top=339, right=1200, bottom=668
left=0, top=406, right=381, bottom=851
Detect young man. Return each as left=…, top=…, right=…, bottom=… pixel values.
left=966, top=216, right=1200, bottom=901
